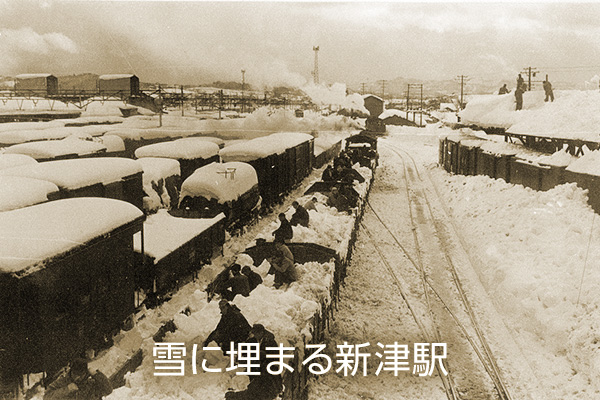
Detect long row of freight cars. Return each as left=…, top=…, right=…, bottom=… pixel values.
left=439, top=135, right=600, bottom=213
left=0, top=130, right=352, bottom=398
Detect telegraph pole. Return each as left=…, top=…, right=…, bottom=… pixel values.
left=241, top=69, right=246, bottom=113
left=378, top=80, right=387, bottom=101
left=360, top=83, right=366, bottom=95
left=312, top=46, right=320, bottom=85
left=456, top=75, right=469, bottom=109
left=521, top=66, right=539, bottom=91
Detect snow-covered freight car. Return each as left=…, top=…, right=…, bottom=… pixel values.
left=219, top=132, right=314, bottom=208
left=0, top=198, right=144, bottom=393
left=134, top=138, right=220, bottom=181
left=0, top=157, right=144, bottom=210
left=173, top=161, right=261, bottom=230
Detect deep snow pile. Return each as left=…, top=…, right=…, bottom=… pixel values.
left=432, top=170, right=600, bottom=398
left=180, top=162, right=258, bottom=204
left=0, top=175, right=59, bottom=212
left=136, top=158, right=181, bottom=212
left=460, top=90, right=600, bottom=140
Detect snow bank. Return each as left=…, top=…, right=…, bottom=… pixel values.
left=566, top=150, right=600, bottom=175
left=0, top=198, right=143, bottom=274
left=136, top=158, right=181, bottom=212
left=135, top=139, right=219, bottom=160
left=220, top=132, right=313, bottom=162
left=180, top=162, right=258, bottom=204
left=0, top=176, right=59, bottom=212
left=434, top=169, right=600, bottom=395
left=460, top=90, right=600, bottom=141
left=0, top=157, right=142, bottom=189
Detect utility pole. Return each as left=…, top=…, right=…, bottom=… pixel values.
left=456, top=75, right=469, bottom=109
left=312, top=46, right=320, bottom=85
left=521, top=66, right=539, bottom=91
left=181, top=85, right=185, bottom=117
left=360, top=83, right=366, bottom=95
left=158, top=85, right=163, bottom=127
left=241, top=69, right=246, bottom=114
left=378, top=80, right=387, bottom=101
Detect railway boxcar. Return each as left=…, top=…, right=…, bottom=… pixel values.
left=0, top=157, right=144, bottom=210
left=173, top=161, right=261, bottom=230
left=134, top=138, right=220, bottom=181
left=133, top=211, right=226, bottom=303
left=14, top=74, right=58, bottom=96
left=136, top=157, right=181, bottom=213
left=98, top=74, right=140, bottom=97
left=219, top=132, right=314, bottom=208
left=0, top=198, right=144, bottom=383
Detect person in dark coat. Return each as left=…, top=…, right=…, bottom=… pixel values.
left=221, top=264, right=250, bottom=301
left=225, top=324, right=282, bottom=400
left=272, top=213, right=293, bottom=243
left=242, top=265, right=263, bottom=292
left=204, top=300, right=251, bottom=354
left=304, top=197, right=318, bottom=211
left=327, top=186, right=351, bottom=213
left=321, top=165, right=335, bottom=182
left=289, top=201, right=309, bottom=227
left=270, top=240, right=298, bottom=288
left=514, top=85, right=524, bottom=111
left=543, top=78, right=554, bottom=102
left=44, top=358, right=112, bottom=400
left=498, top=84, right=510, bottom=95
left=517, top=73, right=525, bottom=91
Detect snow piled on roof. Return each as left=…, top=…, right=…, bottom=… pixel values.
left=379, top=108, right=405, bottom=119
left=566, top=150, right=600, bottom=175
left=133, top=210, right=225, bottom=261
left=99, top=74, right=136, bottom=80
left=219, top=132, right=313, bottom=162
left=135, top=138, right=219, bottom=160
left=0, top=176, right=59, bottom=212
left=180, top=161, right=258, bottom=203
left=15, top=74, right=53, bottom=79
left=176, top=136, right=225, bottom=148
left=460, top=90, right=600, bottom=140
left=0, top=153, right=38, bottom=170
left=0, top=125, right=110, bottom=145
left=3, top=137, right=106, bottom=159
left=0, top=120, right=65, bottom=133
left=0, top=157, right=142, bottom=189
left=136, top=157, right=181, bottom=211
left=0, top=198, right=143, bottom=274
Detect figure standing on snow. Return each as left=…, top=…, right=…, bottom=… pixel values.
left=514, top=85, right=524, bottom=111
left=269, top=240, right=298, bottom=288
left=543, top=77, right=554, bottom=102
left=498, top=84, right=510, bottom=95
left=517, top=73, right=525, bottom=91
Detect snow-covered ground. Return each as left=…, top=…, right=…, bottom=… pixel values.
left=308, top=123, right=600, bottom=399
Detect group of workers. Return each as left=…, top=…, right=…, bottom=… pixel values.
left=499, top=73, right=555, bottom=111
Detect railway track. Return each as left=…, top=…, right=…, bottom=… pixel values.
left=359, top=141, right=514, bottom=400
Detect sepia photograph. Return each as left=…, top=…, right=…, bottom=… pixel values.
left=1, top=1, right=599, bottom=399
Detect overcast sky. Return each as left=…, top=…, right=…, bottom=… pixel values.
left=2, top=1, right=600, bottom=88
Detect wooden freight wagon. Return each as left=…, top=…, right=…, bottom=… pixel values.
left=0, top=158, right=144, bottom=210
left=0, top=176, right=60, bottom=212
left=15, top=74, right=58, bottom=96
left=219, top=132, right=314, bottom=208
left=135, top=138, right=220, bottom=181
left=133, top=211, right=226, bottom=301
left=136, top=157, right=181, bottom=213
left=98, top=74, right=140, bottom=97
left=0, top=198, right=144, bottom=381
left=175, top=161, right=261, bottom=230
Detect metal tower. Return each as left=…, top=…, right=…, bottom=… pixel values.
left=312, top=46, right=320, bottom=85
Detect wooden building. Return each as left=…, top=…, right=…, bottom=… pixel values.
left=99, top=74, right=140, bottom=96
left=14, top=74, right=58, bottom=96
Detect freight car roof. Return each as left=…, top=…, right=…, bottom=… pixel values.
left=180, top=161, right=258, bottom=204
left=0, top=153, right=38, bottom=170
left=0, top=176, right=59, bottom=212
left=104, top=128, right=205, bottom=141
left=219, top=132, right=313, bottom=162
left=0, top=157, right=142, bottom=189
left=135, top=138, right=220, bottom=160
left=0, top=198, right=144, bottom=274
left=133, top=210, right=225, bottom=262
left=0, top=125, right=111, bottom=145
left=3, top=137, right=107, bottom=159
left=176, top=136, right=225, bottom=148
left=136, top=157, right=181, bottom=180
